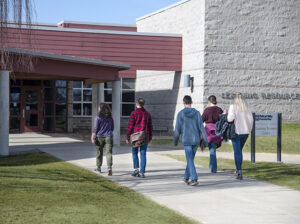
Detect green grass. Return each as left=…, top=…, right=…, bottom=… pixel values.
left=150, top=123, right=300, bottom=154
left=166, top=154, right=300, bottom=191
left=0, top=153, right=198, bottom=224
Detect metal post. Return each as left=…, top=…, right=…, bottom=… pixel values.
left=0, top=70, right=10, bottom=157
left=251, top=113, right=256, bottom=163
left=277, top=113, right=282, bottom=162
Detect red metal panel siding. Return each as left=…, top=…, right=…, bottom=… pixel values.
left=61, top=22, right=137, bottom=32
left=4, top=27, right=182, bottom=78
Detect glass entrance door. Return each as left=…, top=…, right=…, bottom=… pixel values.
left=21, top=87, right=42, bottom=132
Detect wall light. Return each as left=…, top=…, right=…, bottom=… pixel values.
left=184, top=74, right=194, bottom=92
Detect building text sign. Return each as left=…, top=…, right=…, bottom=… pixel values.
left=255, top=113, right=278, bottom=137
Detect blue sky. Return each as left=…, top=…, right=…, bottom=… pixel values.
left=33, top=0, right=181, bottom=25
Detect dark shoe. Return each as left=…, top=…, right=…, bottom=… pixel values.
left=94, top=168, right=101, bottom=173
left=108, top=170, right=112, bottom=176
left=131, top=169, right=140, bottom=177
left=190, top=180, right=198, bottom=186
left=184, top=178, right=189, bottom=184
left=211, top=170, right=217, bottom=173
left=236, top=172, right=243, bottom=180
left=140, top=173, right=145, bottom=178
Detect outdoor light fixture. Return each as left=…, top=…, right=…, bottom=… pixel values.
left=184, top=74, right=194, bottom=92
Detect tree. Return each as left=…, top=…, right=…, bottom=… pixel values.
left=0, top=0, right=35, bottom=71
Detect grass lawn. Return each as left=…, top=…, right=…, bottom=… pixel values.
left=150, top=123, right=300, bottom=154
left=166, top=154, right=300, bottom=191
left=0, top=153, right=198, bottom=224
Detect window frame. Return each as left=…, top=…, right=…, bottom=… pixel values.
left=73, top=81, right=93, bottom=117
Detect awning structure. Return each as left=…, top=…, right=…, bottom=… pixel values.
left=1, top=47, right=130, bottom=84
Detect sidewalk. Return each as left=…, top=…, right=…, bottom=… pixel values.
left=9, top=134, right=300, bottom=224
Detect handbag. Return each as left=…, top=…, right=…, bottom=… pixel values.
left=130, top=116, right=149, bottom=148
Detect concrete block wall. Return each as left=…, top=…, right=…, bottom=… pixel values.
left=204, top=0, right=300, bottom=121
left=136, top=0, right=206, bottom=135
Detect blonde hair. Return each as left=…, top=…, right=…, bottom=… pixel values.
left=233, top=93, right=249, bottom=112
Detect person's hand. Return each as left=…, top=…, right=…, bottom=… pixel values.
left=91, top=138, right=95, bottom=144
left=223, top=109, right=228, bottom=114
left=148, top=140, right=152, bottom=145
left=126, top=139, right=129, bottom=144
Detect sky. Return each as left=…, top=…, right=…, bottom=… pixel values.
left=33, top=0, right=182, bottom=25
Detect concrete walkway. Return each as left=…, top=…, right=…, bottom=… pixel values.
left=9, top=133, right=300, bottom=224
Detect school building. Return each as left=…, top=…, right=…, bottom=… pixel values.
left=1, top=0, right=299, bottom=156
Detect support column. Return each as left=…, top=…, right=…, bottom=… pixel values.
left=112, top=80, right=121, bottom=146
left=0, top=70, right=10, bottom=157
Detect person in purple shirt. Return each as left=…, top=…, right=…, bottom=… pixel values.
left=202, top=95, right=223, bottom=173
left=91, top=103, right=114, bottom=176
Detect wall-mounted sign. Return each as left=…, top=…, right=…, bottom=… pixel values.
left=221, top=92, right=300, bottom=100
left=255, top=113, right=278, bottom=137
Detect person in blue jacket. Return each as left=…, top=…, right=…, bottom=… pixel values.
left=174, top=95, right=208, bottom=186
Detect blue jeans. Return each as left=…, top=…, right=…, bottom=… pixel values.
left=231, top=134, right=249, bottom=172
left=184, top=145, right=198, bottom=181
left=209, top=143, right=217, bottom=172
left=132, top=144, right=148, bottom=174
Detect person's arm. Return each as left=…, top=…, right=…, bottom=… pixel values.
left=198, top=112, right=208, bottom=144
left=126, top=112, right=135, bottom=143
left=91, top=117, right=99, bottom=144
left=173, top=112, right=182, bottom=146
left=201, top=108, right=208, bottom=123
left=227, top=105, right=235, bottom=122
left=111, top=118, right=114, bottom=132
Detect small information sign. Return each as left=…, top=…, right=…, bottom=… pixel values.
left=255, top=114, right=278, bottom=137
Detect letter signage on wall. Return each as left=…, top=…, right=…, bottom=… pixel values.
left=255, top=113, right=278, bottom=137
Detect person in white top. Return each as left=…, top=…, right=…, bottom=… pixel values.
left=227, top=93, right=254, bottom=180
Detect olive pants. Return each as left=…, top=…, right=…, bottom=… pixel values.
left=95, top=136, right=113, bottom=169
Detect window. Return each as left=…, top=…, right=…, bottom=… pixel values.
left=104, top=78, right=136, bottom=117
left=73, top=81, right=92, bottom=116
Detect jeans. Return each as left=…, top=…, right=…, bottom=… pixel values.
left=132, top=144, right=148, bottom=174
left=184, top=145, right=198, bottom=181
left=209, top=142, right=217, bottom=172
left=95, top=136, right=113, bottom=169
left=231, top=134, right=249, bottom=172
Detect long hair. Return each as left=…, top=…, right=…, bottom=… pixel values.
left=233, top=93, right=249, bottom=112
left=98, top=103, right=112, bottom=118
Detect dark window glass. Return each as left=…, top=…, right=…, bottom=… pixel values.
left=44, top=103, right=54, bottom=116
left=56, top=80, right=67, bottom=87
left=104, top=90, right=112, bottom=102
left=73, top=81, right=82, bottom=88
left=104, top=82, right=112, bottom=89
left=10, top=79, right=21, bottom=86
left=73, top=103, right=81, bottom=116
left=25, top=90, right=38, bottom=110
left=83, top=90, right=92, bottom=102
left=56, top=117, right=66, bottom=132
left=83, top=83, right=92, bottom=88
left=44, top=88, right=54, bottom=101
left=23, top=80, right=41, bottom=86
left=43, top=117, right=54, bottom=131
left=10, top=102, right=20, bottom=115
left=56, top=103, right=66, bottom=116
left=122, top=91, right=135, bottom=102
left=56, top=88, right=66, bottom=101
left=26, top=114, right=38, bottom=126
left=83, top=103, right=92, bottom=116
left=122, top=79, right=135, bottom=90
left=43, top=80, right=54, bottom=87
left=122, top=104, right=135, bottom=116
left=10, top=117, right=20, bottom=131
left=73, top=89, right=81, bottom=101
left=10, top=88, right=20, bottom=101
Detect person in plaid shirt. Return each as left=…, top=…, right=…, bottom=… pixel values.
left=126, top=98, right=153, bottom=178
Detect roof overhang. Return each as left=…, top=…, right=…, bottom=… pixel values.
left=0, top=47, right=130, bottom=84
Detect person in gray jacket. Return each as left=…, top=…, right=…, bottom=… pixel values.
left=174, top=95, right=208, bottom=186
